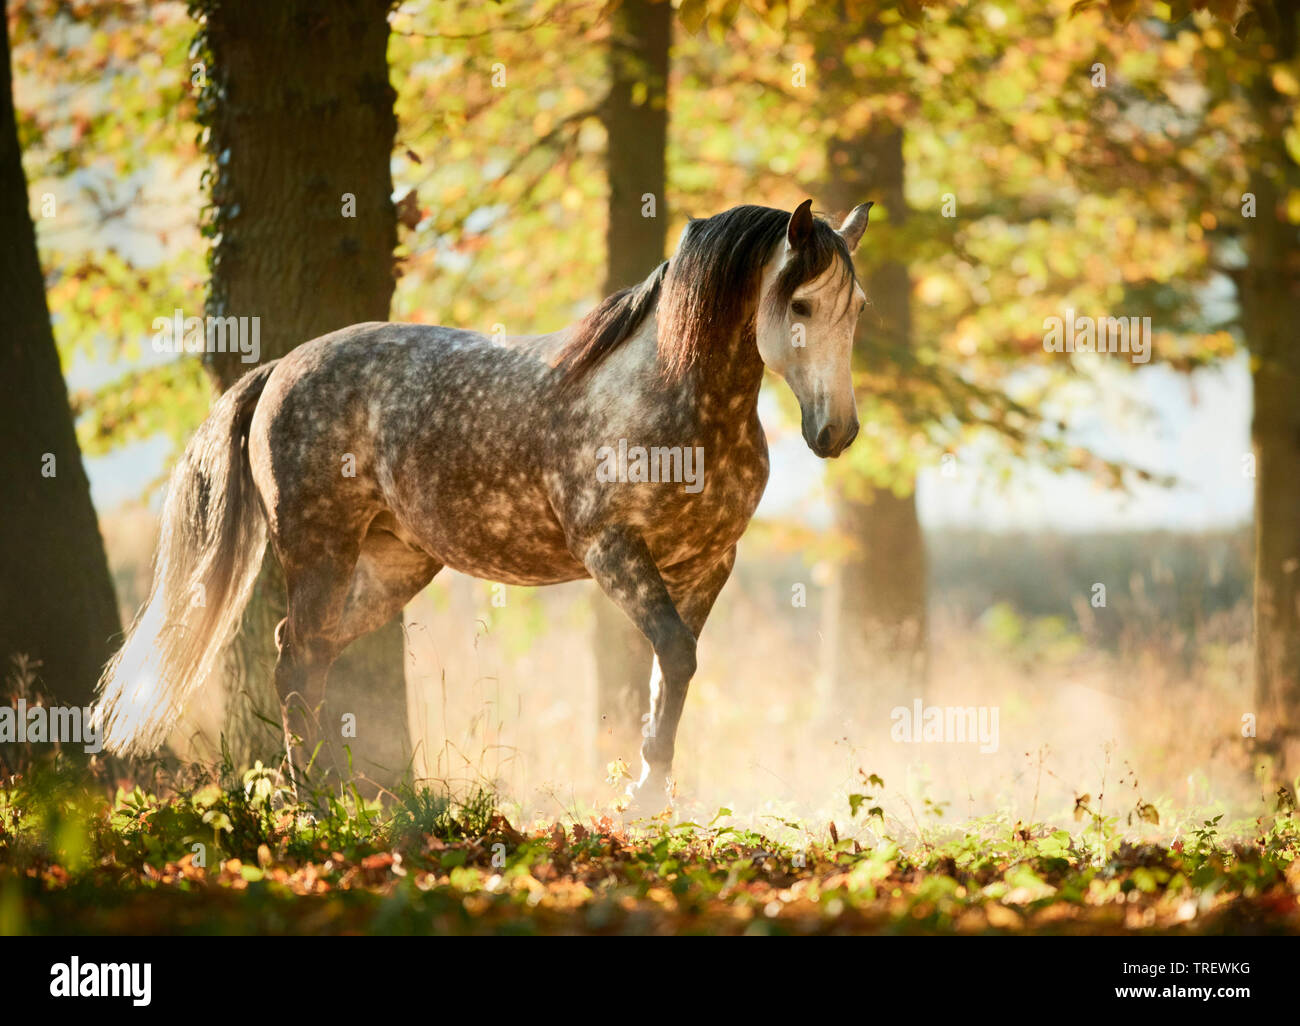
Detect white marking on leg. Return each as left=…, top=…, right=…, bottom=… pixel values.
left=634, top=655, right=665, bottom=791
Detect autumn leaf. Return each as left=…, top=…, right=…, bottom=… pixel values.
left=606, top=758, right=631, bottom=785
left=1074, top=795, right=1092, bottom=822
left=395, top=189, right=421, bottom=230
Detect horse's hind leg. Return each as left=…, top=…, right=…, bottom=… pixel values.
left=273, top=545, right=359, bottom=789
left=276, top=526, right=439, bottom=791
left=334, top=527, right=441, bottom=653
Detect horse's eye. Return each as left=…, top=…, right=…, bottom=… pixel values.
left=791, top=300, right=812, bottom=318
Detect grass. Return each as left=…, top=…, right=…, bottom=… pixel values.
left=1, top=753, right=1298, bottom=936
left=9, top=521, right=1294, bottom=934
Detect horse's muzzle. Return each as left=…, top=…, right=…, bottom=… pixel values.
left=808, top=418, right=859, bottom=459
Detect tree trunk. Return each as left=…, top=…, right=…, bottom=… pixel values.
left=1243, top=55, right=1300, bottom=780
left=822, top=122, right=928, bottom=712
left=1251, top=341, right=1300, bottom=768
left=195, top=0, right=409, bottom=788
left=0, top=12, right=120, bottom=713
left=592, top=0, right=670, bottom=765
left=605, top=0, right=670, bottom=291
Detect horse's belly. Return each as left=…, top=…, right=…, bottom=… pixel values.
left=399, top=489, right=587, bottom=587
left=437, top=540, right=588, bottom=587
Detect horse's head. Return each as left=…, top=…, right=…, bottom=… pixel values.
left=756, top=199, right=871, bottom=459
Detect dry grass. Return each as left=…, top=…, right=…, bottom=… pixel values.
left=96, top=506, right=1277, bottom=844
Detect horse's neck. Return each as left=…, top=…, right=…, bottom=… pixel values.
left=687, top=325, right=765, bottom=434
left=572, top=305, right=765, bottom=442
left=636, top=308, right=765, bottom=432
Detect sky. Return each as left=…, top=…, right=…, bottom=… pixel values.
left=745, top=352, right=1251, bottom=533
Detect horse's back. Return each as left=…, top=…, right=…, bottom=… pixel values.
left=257, top=320, right=551, bottom=422
left=248, top=320, right=583, bottom=585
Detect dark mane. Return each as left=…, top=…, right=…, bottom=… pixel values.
left=554, top=204, right=856, bottom=385
left=658, top=205, right=855, bottom=380
left=553, top=261, right=669, bottom=383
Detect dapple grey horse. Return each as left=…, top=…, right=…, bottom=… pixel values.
left=95, top=199, right=871, bottom=809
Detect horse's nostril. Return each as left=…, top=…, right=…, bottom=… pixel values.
left=817, top=425, right=833, bottom=452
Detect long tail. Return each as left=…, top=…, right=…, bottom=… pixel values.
left=94, top=361, right=278, bottom=756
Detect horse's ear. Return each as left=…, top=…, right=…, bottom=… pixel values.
left=837, top=201, right=873, bottom=252
left=786, top=199, right=814, bottom=249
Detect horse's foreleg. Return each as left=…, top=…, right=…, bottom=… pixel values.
left=581, top=531, right=734, bottom=812
left=649, top=547, right=737, bottom=793
left=593, top=592, right=654, bottom=768
left=582, top=531, right=693, bottom=809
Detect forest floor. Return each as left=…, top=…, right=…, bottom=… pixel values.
left=2, top=758, right=1299, bottom=935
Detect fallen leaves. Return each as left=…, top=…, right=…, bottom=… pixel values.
left=4, top=774, right=1299, bottom=936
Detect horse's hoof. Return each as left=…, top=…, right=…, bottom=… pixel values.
left=623, top=777, right=673, bottom=820
left=623, top=793, right=661, bottom=819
